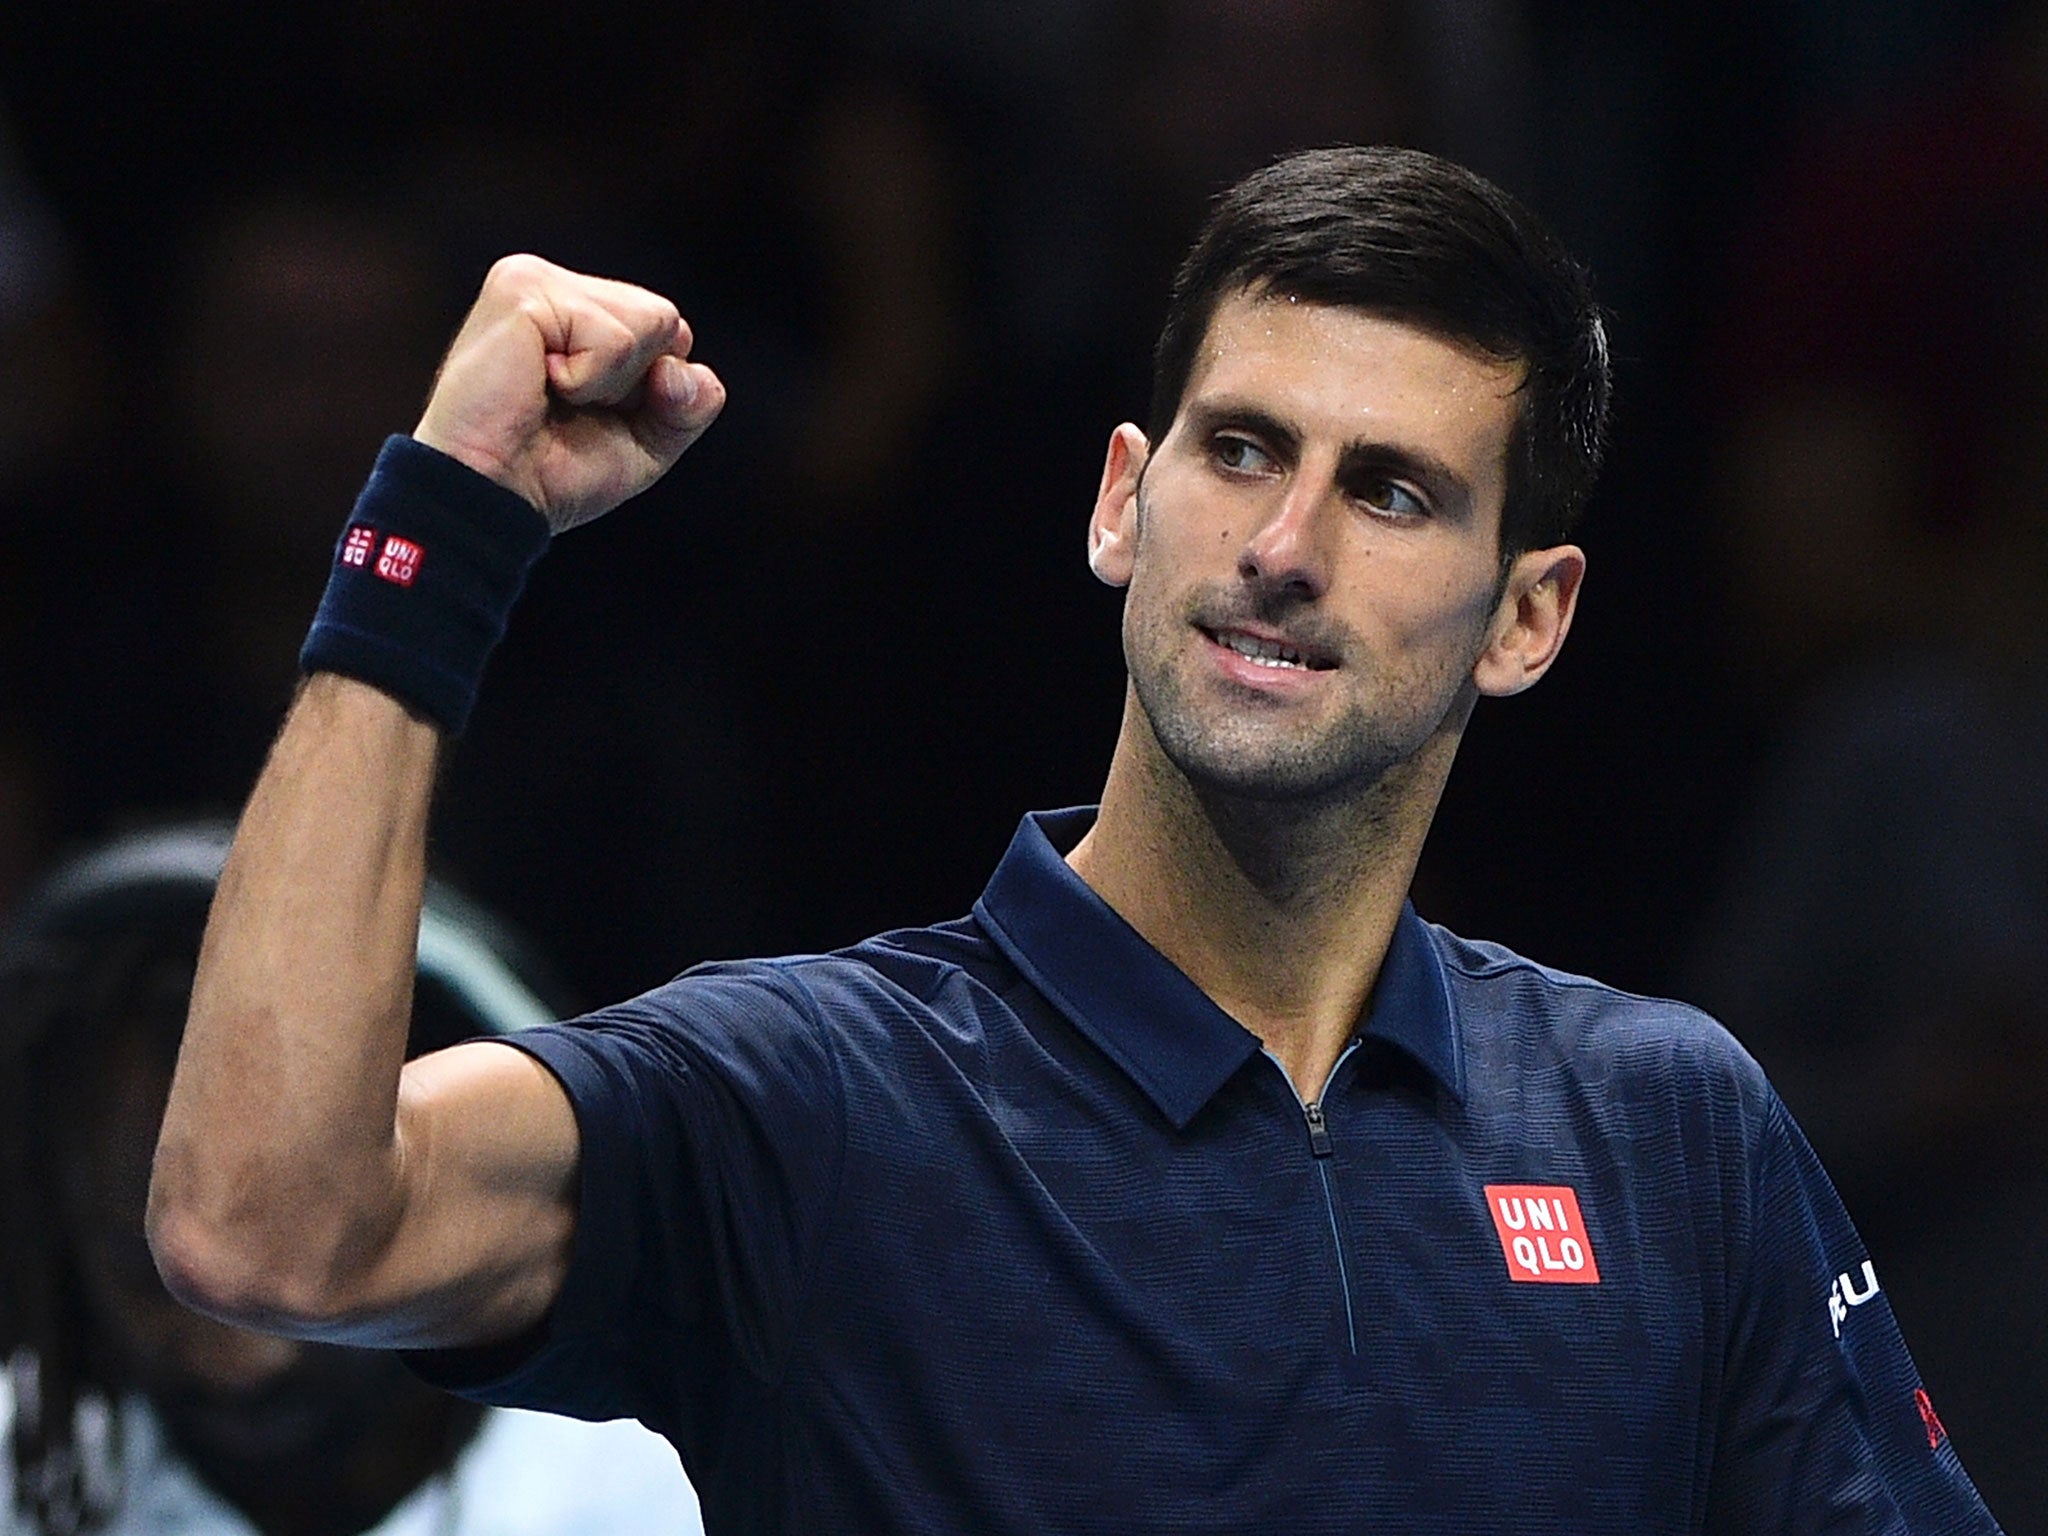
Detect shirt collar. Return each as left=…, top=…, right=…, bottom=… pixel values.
left=972, top=808, right=1466, bottom=1129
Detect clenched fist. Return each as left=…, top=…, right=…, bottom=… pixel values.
left=414, top=255, right=726, bottom=533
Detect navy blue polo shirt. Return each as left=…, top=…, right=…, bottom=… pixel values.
left=416, top=808, right=2001, bottom=1533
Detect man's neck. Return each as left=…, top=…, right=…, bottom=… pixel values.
left=1066, top=708, right=1456, bottom=1104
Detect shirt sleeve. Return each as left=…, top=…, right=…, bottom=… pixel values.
left=1705, top=1095, right=2004, bottom=1533
left=406, top=961, right=846, bottom=1459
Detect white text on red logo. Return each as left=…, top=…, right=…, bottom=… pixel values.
left=1484, top=1184, right=1601, bottom=1284
left=375, top=536, right=423, bottom=587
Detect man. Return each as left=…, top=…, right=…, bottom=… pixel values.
left=146, top=147, right=2003, bottom=1531
left=1, top=823, right=700, bottom=1535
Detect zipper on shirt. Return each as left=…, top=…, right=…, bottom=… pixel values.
left=1303, top=1099, right=1333, bottom=1157
left=1267, top=1042, right=1362, bottom=1356
left=1309, top=1112, right=1358, bottom=1355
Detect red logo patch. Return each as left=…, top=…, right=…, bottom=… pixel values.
left=375, top=536, right=423, bottom=587
left=1484, top=1184, right=1601, bottom=1284
left=341, top=524, right=377, bottom=568
left=1915, top=1388, right=1947, bottom=1450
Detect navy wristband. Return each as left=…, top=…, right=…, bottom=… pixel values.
left=299, top=435, right=551, bottom=735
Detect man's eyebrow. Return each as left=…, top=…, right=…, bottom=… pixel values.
left=1335, top=440, right=1475, bottom=518
left=1181, top=399, right=1300, bottom=458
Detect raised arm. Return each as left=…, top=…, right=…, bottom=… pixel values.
left=147, top=256, right=724, bottom=1349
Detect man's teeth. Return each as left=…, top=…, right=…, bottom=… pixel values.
left=1221, top=632, right=1308, bottom=669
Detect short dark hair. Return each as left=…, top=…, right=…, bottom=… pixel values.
left=1149, top=145, right=1611, bottom=557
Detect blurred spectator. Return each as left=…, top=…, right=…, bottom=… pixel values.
left=0, top=822, right=702, bottom=1535
left=1706, top=0, right=2048, bottom=704
left=1688, top=555, right=2048, bottom=1533
left=1691, top=8, right=2048, bottom=1521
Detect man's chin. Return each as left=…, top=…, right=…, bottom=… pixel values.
left=158, top=1387, right=349, bottom=1466
left=150, top=1351, right=410, bottom=1469
left=1163, top=732, right=1387, bottom=807
left=1139, top=666, right=1452, bottom=808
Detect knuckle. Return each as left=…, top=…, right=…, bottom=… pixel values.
left=484, top=252, right=551, bottom=293
left=625, top=299, right=676, bottom=351
left=597, top=308, right=640, bottom=355
left=622, top=287, right=679, bottom=336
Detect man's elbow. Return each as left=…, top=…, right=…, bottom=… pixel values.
left=147, top=1196, right=264, bottom=1323
left=145, top=1163, right=364, bottom=1335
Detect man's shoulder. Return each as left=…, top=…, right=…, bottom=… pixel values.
left=1424, top=920, right=1774, bottom=1121
left=512, top=914, right=1040, bottom=1153
left=665, top=913, right=1008, bottom=1011
left=568, top=914, right=1016, bottom=1049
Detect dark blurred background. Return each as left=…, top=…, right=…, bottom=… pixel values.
left=2, top=0, right=2043, bottom=1523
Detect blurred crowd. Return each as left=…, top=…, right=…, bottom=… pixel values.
left=1, top=0, right=2042, bottom=1529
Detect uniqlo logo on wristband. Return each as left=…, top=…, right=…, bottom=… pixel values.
left=375, top=536, right=423, bottom=587
left=1484, top=1184, right=1601, bottom=1283
left=341, top=524, right=377, bottom=568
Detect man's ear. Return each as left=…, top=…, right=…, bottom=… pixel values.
left=1087, top=423, right=1149, bottom=587
left=1471, top=545, right=1587, bottom=697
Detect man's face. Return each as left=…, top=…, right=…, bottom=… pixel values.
left=1090, top=290, right=1530, bottom=804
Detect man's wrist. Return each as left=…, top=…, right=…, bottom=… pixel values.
left=298, top=435, right=552, bottom=735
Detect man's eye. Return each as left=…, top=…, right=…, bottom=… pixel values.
left=1212, top=436, right=1272, bottom=473
left=1360, top=478, right=1427, bottom=519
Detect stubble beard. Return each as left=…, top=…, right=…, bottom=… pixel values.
left=1125, top=588, right=1472, bottom=812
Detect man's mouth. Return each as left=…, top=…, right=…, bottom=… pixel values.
left=1201, top=626, right=1336, bottom=672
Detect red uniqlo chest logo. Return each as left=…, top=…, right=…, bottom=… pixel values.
left=341, top=524, right=377, bottom=568
left=375, top=536, right=423, bottom=587
left=1484, top=1184, right=1601, bottom=1284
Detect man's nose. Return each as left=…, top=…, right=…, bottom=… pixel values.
left=1237, top=479, right=1333, bottom=599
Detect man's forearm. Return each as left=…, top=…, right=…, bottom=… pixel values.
left=149, top=672, right=440, bottom=1330
left=146, top=255, right=722, bottom=1342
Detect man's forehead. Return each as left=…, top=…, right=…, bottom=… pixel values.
left=1179, top=291, right=1526, bottom=444
left=1193, top=286, right=1526, bottom=382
